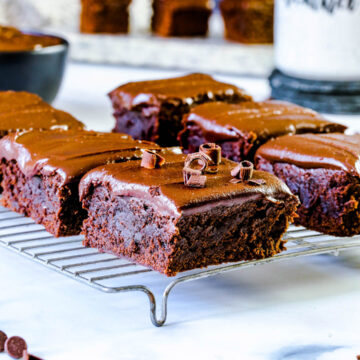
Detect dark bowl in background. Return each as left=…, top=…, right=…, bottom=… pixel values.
left=0, top=32, right=69, bottom=104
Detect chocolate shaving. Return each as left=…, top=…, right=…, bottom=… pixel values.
left=141, top=150, right=165, bottom=169
left=229, top=178, right=243, bottom=184
left=199, top=143, right=221, bottom=173
left=231, top=160, right=254, bottom=181
left=247, top=179, right=266, bottom=186
left=183, top=167, right=206, bottom=188
left=229, top=160, right=265, bottom=185
left=184, top=152, right=210, bottom=173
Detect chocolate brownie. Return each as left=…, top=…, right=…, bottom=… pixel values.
left=179, top=101, right=346, bottom=162
left=0, top=26, right=63, bottom=52
left=151, top=0, right=213, bottom=37
left=255, top=133, right=360, bottom=236
left=79, top=148, right=299, bottom=276
left=109, top=73, right=252, bottom=147
left=220, top=0, right=274, bottom=44
left=0, top=129, right=159, bottom=237
left=0, top=91, right=84, bottom=192
left=80, top=0, right=131, bottom=34
left=0, top=91, right=84, bottom=136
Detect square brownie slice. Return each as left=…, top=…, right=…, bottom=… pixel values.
left=255, top=133, right=360, bottom=236
left=80, top=0, right=131, bottom=34
left=152, top=0, right=213, bottom=37
left=79, top=148, right=299, bottom=276
left=0, top=91, right=84, bottom=192
left=220, top=0, right=274, bottom=44
left=109, top=73, right=252, bottom=147
left=179, top=101, right=346, bottom=162
left=0, top=91, right=84, bottom=137
left=0, top=129, right=159, bottom=237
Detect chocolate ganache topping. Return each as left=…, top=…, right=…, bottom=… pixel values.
left=79, top=148, right=296, bottom=216
left=182, top=100, right=346, bottom=143
left=0, top=91, right=46, bottom=113
left=0, top=129, right=160, bottom=184
left=255, top=133, right=360, bottom=176
left=0, top=91, right=84, bottom=133
left=109, top=73, right=251, bottom=109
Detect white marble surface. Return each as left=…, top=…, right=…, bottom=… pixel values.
left=1, top=63, right=360, bottom=360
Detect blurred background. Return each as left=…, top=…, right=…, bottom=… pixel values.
left=1, top=0, right=359, bottom=114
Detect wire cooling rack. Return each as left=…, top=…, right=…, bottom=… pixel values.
left=1, top=206, right=360, bottom=327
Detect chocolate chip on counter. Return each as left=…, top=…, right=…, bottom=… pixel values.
left=5, top=336, right=27, bottom=359
left=141, top=150, right=165, bottom=169
left=0, top=330, right=7, bottom=352
left=23, top=350, right=44, bottom=360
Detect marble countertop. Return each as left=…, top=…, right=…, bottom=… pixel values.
left=1, top=63, right=360, bottom=360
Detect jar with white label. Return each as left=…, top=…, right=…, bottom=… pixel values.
left=275, top=0, right=360, bottom=81
left=270, top=0, right=360, bottom=113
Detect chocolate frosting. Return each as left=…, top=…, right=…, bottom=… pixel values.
left=255, top=133, right=360, bottom=176
left=0, top=91, right=46, bottom=113
left=182, top=101, right=347, bottom=143
left=0, top=129, right=160, bottom=184
left=0, top=26, right=63, bottom=52
left=0, top=91, right=84, bottom=134
left=109, top=73, right=251, bottom=109
left=79, top=148, right=296, bottom=216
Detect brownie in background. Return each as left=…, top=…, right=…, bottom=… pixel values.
left=0, top=129, right=159, bottom=237
left=220, top=0, right=274, bottom=44
left=256, top=133, right=360, bottom=237
left=109, top=73, right=252, bottom=147
left=179, top=100, right=346, bottom=162
left=152, top=0, right=213, bottom=37
left=80, top=0, right=132, bottom=34
left=80, top=149, right=298, bottom=276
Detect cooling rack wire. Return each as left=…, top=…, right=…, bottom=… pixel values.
left=0, top=206, right=359, bottom=326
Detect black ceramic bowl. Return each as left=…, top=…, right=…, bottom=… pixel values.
left=0, top=32, right=68, bottom=104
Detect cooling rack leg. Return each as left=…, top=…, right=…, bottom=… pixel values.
left=138, top=287, right=168, bottom=327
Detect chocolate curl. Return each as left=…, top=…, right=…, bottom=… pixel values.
left=199, top=143, right=221, bottom=173
left=183, top=167, right=207, bottom=188
left=141, top=150, right=165, bottom=169
left=231, top=161, right=254, bottom=181
left=184, top=152, right=210, bottom=173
